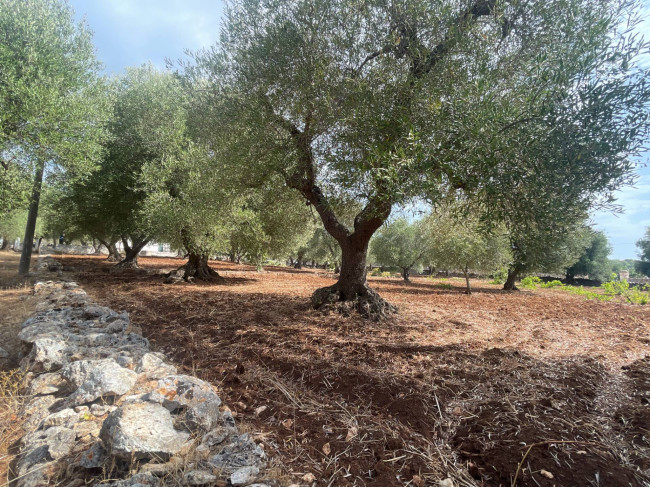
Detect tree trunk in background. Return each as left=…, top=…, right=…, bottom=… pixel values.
left=464, top=266, right=471, bottom=294
left=402, top=267, right=410, bottom=281
left=503, top=266, right=521, bottom=291
left=1, top=237, right=8, bottom=251
left=116, top=237, right=149, bottom=269
left=107, top=242, right=121, bottom=261
left=168, top=251, right=221, bottom=282
left=98, top=238, right=121, bottom=262
left=565, top=270, right=576, bottom=284
left=19, top=159, right=45, bottom=275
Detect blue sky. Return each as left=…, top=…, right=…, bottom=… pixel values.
left=69, top=0, right=650, bottom=259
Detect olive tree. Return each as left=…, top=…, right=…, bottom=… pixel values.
left=565, top=230, right=611, bottom=282
left=503, top=221, right=592, bottom=290
left=141, top=142, right=240, bottom=280
left=88, top=65, right=188, bottom=269
left=1, top=0, right=109, bottom=274
left=371, top=218, right=427, bottom=281
left=636, top=228, right=650, bottom=277
left=226, top=186, right=313, bottom=271
left=191, top=0, right=650, bottom=318
left=422, top=210, right=511, bottom=293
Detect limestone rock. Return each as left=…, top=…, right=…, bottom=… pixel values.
left=208, top=434, right=265, bottom=474
left=28, top=371, right=67, bottom=395
left=62, top=358, right=138, bottom=404
left=83, top=305, right=114, bottom=320
left=16, top=426, right=76, bottom=482
left=100, top=402, right=191, bottom=460
left=157, top=375, right=221, bottom=432
left=21, top=395, right=57, bottom=432
left=90, top=403, right=117, bottom=417
left=79, top=441, right=108, bottom=468
left=183, top=470, right=218, bottom=485
left=102, top=472, right=161, bottom=486
left=24, top=337, right=67, bottom=371
left=40, top=408, right=79, bottom=429
left=137, top=353, right=177, bottom=379
left=230, top=466, right=260, bottom=486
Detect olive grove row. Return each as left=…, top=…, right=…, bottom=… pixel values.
left=2, top=0, right=650, bottom=317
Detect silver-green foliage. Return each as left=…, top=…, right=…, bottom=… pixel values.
left=422, top=210, right=512, bottom=277
left=0, top=0, right=108, bottom=209
left=189, top=0, right=650, bottom=301
left=371, top=219, right=426, bottom=279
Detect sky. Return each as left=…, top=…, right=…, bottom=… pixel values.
left=68, top=0, right=650, bottom=260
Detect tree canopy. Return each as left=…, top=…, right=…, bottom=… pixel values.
left=187, top=0, right=650, bottom=317
left=637, top=227, right=650, bottom=277
left=371, top=218, right=427, bottom=281
left=422, top=210, right=511, bottom=293
left=565, top=230, right=612, bottom=282
left=1, top=0, right=109, bottom=273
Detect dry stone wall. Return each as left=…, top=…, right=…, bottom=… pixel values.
left=14, top=257, right=271, bottom=487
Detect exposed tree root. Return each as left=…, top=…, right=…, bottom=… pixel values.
left=311, top=284, right=397, bottom=321
left=164, top=255, right=222, bottom=283
left=106, top=253, right=122, bottom=262
left=115, top=258, right=139, bottom=269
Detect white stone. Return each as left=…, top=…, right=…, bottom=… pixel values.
left=99, top=402, right=191, bottom=460
left=230, top=466, right=260, bottom=486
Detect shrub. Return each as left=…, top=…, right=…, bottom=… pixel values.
left=490, top=268, right=508, bottom=285
left=521, top=276, right=542, bottom=289
left=564, top=285, right=612, bottom=301
left=602, top=278, right=649, bottom=305
left=370, top=269, right=392, bottom=278
left=540, top=280, right=564, bottom=288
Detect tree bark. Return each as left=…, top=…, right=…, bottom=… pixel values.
left=116, top=237, right=149, bottom=269
left=0, top=237, right=7, bottom=251
left=565, top=271, right=576, bottom=284
left=402, top=267, right=410, bottom=281
left=168, top=251, right=221, bottom=282
left=98, top=238, right=121, bottom=262
left=464, top=266, right=471, bottom=294
left=311, top=235, right=396, bottom=319
left=503, top=266, right=521, bottom=291
left=19, top=159, right=45, bottom=275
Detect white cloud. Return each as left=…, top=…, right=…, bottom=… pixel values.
left=71, top=1, right=223, bottom=73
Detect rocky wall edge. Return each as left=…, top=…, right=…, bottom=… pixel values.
left=11, top=256, right=272, bottom=487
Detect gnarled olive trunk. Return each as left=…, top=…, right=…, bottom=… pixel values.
left=168, top=251, right=221, bottom=282
left=312, top=236, right=396, bottom=319
left=0, top=237, right=8, bottom=251
left=565, top=270, right=576, bottom=285
left=98, top=238, right=121, bottom=262
left=116, top=237, right=149, bottom=269
left=503, top=266, right=521, bottom=291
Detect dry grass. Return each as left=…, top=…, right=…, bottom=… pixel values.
left=0, top=251, right=38, bottom=485
left=0, top=369, right=27, bottom=485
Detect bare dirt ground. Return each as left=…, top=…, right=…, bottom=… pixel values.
left=20, top=255, right=650, bottom=486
